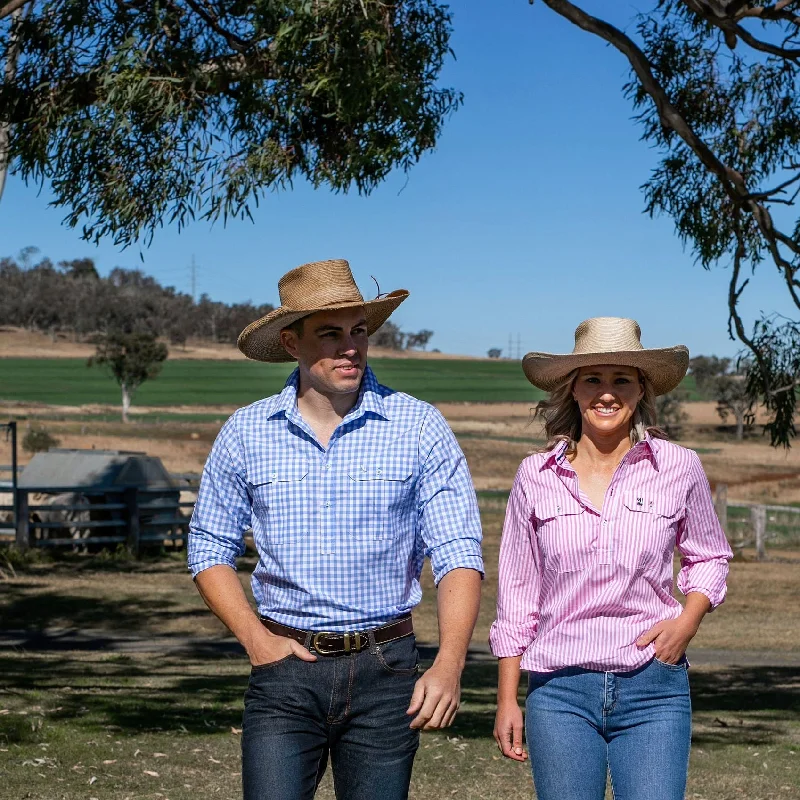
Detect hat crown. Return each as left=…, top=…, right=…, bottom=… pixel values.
left=573, top=317, right=644, bottom=355
left=278, top=259, right=364, bottom=311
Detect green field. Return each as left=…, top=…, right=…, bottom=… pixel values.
left=0, top=357, right=705, bottom=407
left=0, top=357, right=546, bottom=406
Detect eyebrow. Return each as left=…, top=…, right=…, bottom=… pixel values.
left=582, top=369, right=637, bottom=376
left=313, top=319, right=367, bottom=335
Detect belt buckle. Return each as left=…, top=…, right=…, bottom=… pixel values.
left=311, top=631, right=364, bottom=655
left=312, top=632, right=338, bottom=655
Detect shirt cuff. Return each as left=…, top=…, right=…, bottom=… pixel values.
left=431, top=555, right=485, bottom=586
left=489, top=621, right=536, bottom=658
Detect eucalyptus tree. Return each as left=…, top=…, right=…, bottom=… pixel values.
left=0, top=0, right=460, bottom=245
left=537, top=0, right=800, bottom=446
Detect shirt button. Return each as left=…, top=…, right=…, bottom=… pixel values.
left=324, top=501, right=331, bottom=508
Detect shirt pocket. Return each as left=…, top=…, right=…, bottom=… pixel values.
left=345, top=462, right=414, bottom=540
left=621, top=491, right=682, bottom=568
left=249, top=463, right=310, bottom=539
left=534, top=499, right=592, bottom=573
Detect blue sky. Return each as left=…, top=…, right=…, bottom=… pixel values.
left=0, top=1, right=792, bottom=358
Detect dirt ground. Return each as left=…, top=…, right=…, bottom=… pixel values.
left=0, top=327, right=478, bottom=360
left=3, top=400, right=800, bottom=503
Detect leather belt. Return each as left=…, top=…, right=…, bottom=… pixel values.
left=260, top=615, right=413, bottom=657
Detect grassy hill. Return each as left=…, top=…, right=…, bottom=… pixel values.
left=0, top=357, right=546, bottom=406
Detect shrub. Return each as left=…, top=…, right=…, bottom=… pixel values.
left=22, top=425, right=60, bottom=453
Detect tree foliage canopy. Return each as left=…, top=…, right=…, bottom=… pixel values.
left=0, top=0, right=460, bottom=245
left=539, top=0, right=800, bottom=446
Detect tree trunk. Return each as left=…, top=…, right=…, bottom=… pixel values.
left=735, top=411, right=744, bottom=441
left=0, top=7, right=24, bottom=202
left=121, top=383, right=131, bottom=423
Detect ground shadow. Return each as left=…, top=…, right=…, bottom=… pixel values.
left=1, top=648, right=797, bottom=747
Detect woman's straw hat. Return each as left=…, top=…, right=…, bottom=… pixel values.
left=238, top=259, right=409, bottom=362
left=522, top=317, right=689, bottom=396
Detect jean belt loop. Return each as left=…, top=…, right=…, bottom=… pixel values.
left=367, top=628, right=378, bottom=654
left=303, top=631, right=313, bottom=651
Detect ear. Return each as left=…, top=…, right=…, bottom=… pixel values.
left=280, top=329, right=299, bottom=359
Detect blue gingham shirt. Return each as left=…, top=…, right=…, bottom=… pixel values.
left=188, top=366, right=484, bottom=631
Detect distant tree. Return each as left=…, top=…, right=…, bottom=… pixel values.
left=715, top=372, right=754, bottom=442
left=656, top=389, right=689, bottom=439
left=688, top=355, right=731, bottom=397
left=58, top=258, right=99, bottom=281
left=370, top=321, right=406, bottom=351
left=22, top=424, right=60, bottom=454
left=487, top=348, right=502, bottom=359
left=406, top=329, right=434, bottom=350
left=88, top=332, right=168, bottom=422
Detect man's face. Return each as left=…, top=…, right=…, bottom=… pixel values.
left=280, top=306, right=369, bottom=396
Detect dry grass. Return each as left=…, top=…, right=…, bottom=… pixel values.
left=1, top=540, right=799, bottom=800
left=0, top=327, right=479, bottom=361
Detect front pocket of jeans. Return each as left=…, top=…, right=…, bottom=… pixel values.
left=375, top=639, right=419, bottom=676
left=250, top=654, right=298, bottom=674
left=653, top=656, right=687, bottom=671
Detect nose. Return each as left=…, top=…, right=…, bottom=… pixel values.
left=596, top=384, right=617, bottom=402
left=338, top=334, right=358, bottom=356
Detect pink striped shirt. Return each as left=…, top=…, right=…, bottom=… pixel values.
left=489, top=435, right=732, bottom=672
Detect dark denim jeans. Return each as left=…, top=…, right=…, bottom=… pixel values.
left=525, top=657, right=692, bottom=800
left=242, top=634, right=420, bottom=800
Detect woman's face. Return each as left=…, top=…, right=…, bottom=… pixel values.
left=572, top=364, right=644, bottom=439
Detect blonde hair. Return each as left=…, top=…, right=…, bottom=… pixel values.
left=534, top=368, right=668, bottom=458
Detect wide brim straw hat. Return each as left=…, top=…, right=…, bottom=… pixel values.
left=238, top=259, right=409, bottom=362
left=522, top=317, right=689, bottom=396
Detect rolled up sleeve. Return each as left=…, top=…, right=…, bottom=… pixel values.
left=676, top=451, right=733, bottom=608
left=416, top=408, right=484, bottom=585
left=188, top=415, right=251, bottom=577
left=490, top=465, right=541, bottom=658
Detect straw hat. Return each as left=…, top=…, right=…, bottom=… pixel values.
left=237, top=259, right=409, bottom=362
left=522, top=317, right=689, bottom=396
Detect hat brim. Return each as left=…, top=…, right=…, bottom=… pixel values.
left=522, top=346, right=690, bottom=396
left=237, top=290, right=409, bottom=362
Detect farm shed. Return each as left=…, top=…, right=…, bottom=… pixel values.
left=17, top=449, right=184, bottom=549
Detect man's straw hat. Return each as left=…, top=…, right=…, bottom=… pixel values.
left=522, top=317, right=689, bottom=396
left=238, top=259, right=409, bottom=362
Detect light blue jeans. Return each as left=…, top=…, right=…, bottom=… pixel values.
left=525, top=657, right=691, bottom=800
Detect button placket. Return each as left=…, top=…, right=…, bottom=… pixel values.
left=319, top=455, right=334, bottom=554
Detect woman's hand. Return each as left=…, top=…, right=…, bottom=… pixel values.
left=636, top=593, right=712, bottom=664
left=493, top=700, right=528, bottom=762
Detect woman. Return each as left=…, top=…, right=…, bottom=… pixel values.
left=490, top=317, right=732, bottom=800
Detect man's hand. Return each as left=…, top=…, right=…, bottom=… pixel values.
left=636, top=593, right=712, bottom=664
left=247, top=627, right=317, bottom=668
left=406, top=660, right=461, bottom=730
left=493, top=700, right=527, bottom=762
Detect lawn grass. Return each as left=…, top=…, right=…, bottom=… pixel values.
left=2, top=516, right=800, bottom=799
left=0, top=357, right=547, bottom=406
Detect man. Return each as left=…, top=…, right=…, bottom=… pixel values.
left=188, top=259, right=484, bottom=800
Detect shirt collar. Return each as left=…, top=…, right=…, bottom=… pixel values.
left=542, top=433, right=661, bottom=470
left=269, top=364, right=389, bottom=423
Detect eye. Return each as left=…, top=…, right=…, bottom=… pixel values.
left=352, top=326, right=367, bottom=336
left=615, top=377, right=631, bottom=384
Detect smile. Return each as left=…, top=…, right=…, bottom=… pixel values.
left=593, top=407, right=620, bottom=416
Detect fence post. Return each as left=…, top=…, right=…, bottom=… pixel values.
left=14, top=488, right=29, bottom=551
left=124, top=487, right=140, bottom=558
left=714, top=483, right=728, bottom=535
left=751, top=505, right=767, bottom=561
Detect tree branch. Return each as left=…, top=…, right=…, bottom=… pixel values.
left=540, top=0, right=747, bottom=200
left=0, top=0, right=32, bottom=21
